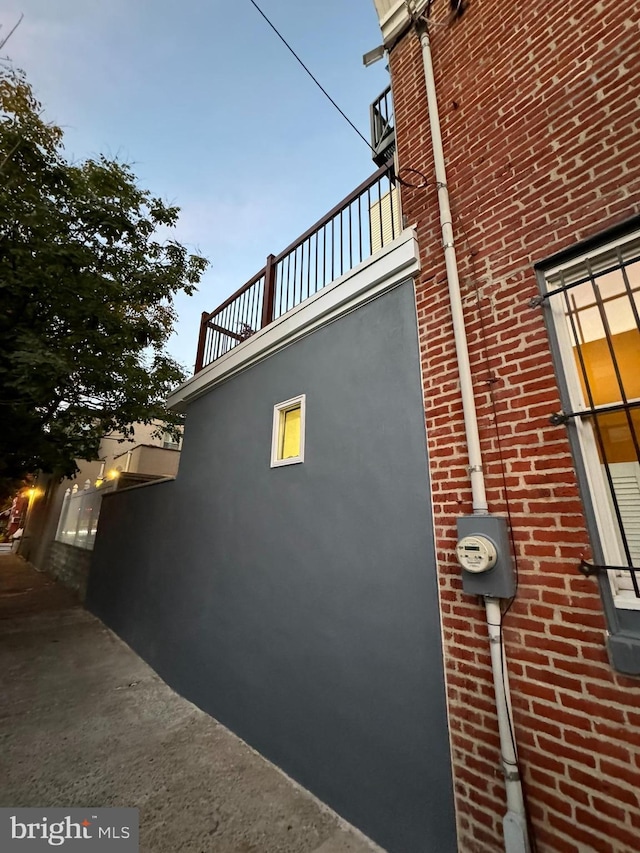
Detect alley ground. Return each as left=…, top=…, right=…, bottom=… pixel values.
left=0, top=555, right=384, bottom=853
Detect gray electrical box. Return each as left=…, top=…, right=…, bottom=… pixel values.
left=456, top=515, right=516, bottom=598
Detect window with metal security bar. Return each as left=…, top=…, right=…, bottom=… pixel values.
left=539, top=230, right=640, bottom=610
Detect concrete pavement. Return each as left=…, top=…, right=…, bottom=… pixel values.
left=0, top=555, right=384, bottom=853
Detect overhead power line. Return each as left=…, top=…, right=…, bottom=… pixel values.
left=0, top=13, right=24, bottom=52
left=246, top=0, right=376, bottom=155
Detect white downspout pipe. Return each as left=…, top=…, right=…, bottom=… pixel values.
left=485, top=597, right=530, bottom=852
left=416, top=20, right=530, bottom=853
left=417, top=22, right=487, bottom=516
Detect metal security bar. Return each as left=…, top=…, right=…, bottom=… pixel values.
left=542, top=238, right=640, bottom=600
left=195, top=163, right=400, bottom=372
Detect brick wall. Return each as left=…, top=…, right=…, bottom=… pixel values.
left=388, top=1, right=640, bottom=850
left=46, top=541, right=92, bottom=600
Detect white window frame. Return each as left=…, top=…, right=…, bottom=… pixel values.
left=542, top=229, right=640, bottom=611
left=270, top=395, right=306, bottom=468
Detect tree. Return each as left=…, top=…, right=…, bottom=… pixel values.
left=0, top=67, right=208, bottom=494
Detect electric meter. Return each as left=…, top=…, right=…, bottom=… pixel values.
left=456, top=516, right=515, bottom=596
left=456, top=535, right=498, bottom=574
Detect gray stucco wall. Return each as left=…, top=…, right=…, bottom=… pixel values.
left=87, top=280, right=456, bottom=853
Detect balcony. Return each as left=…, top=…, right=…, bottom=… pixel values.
left=194, top=159, right=401, bottom=373
left=370, top=86, right=395, bottom=167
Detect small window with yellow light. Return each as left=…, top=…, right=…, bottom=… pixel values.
left=271, top=395, right=305, bottom=467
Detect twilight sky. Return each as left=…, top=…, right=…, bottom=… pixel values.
left=3, top=0, right=389, bottom=372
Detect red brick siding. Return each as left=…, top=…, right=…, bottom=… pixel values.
left=388, top=1, right=640, bottom=850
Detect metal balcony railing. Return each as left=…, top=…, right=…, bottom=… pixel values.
left=370, top=86, right=395, bottom=167
left=194, top=162, right=401, bottom=373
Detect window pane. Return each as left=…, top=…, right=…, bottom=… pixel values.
left=280, top=407, right=301, bottom=459
left=565, top=266, right=640, bottom=409
left=590, top=409, right=640, bottom=465
left=606, top=461, right=640, bottom=567
left=573, top=327, right=640, bottom=408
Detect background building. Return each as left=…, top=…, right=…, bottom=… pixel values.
left=20, top=422, right=182, bottom=596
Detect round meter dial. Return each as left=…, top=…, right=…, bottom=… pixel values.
left=456, top=535, right=498, bottom=574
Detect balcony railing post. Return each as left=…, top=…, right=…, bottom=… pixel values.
left=261, top=254, right=277, bottom=329
left=194, top=311, right=209, bottom=374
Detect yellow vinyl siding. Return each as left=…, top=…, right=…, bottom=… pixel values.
left=370, top=187, right=401, bottom=254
